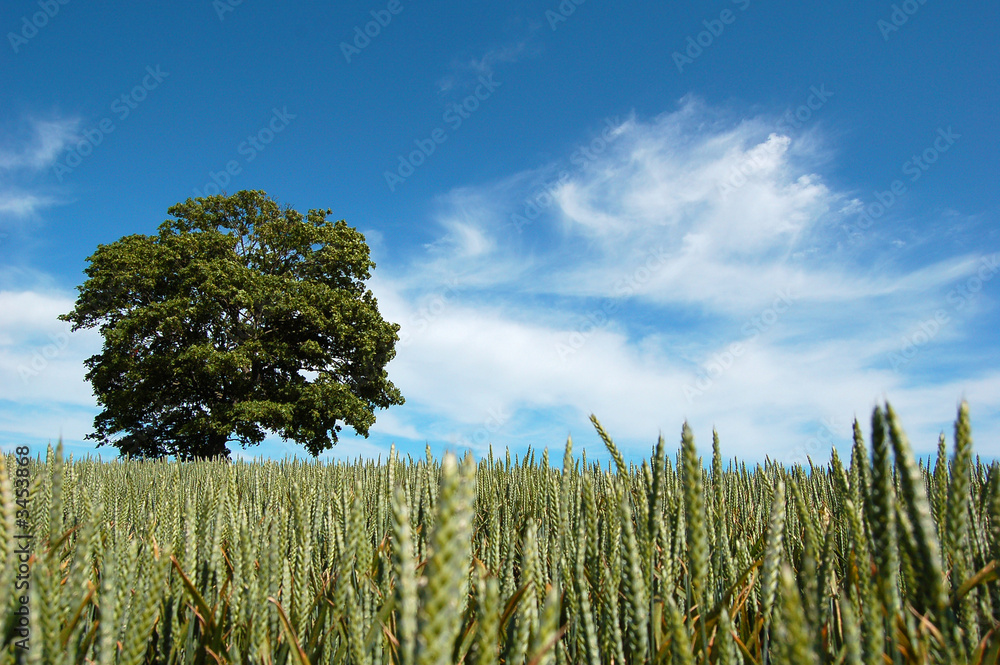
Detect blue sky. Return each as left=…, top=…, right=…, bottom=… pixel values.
left=1, top=0, right=998, bottom=466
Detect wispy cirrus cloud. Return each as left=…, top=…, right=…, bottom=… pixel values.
left=0, top=117, right=79, bottom=172
left=436, top=40, right=539, bottom=93
left=0, top=116, right=78, bottom=220
left=365, top=96, right=999, bottom=462
left=0, top=191, right=57, bottom=217
left=4, top=98, right=995, bottom=464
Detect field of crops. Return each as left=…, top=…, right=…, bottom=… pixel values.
left=1, top=401, right=998, bottom=664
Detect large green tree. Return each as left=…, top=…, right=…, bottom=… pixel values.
left=60, top=190, right=404, bottom=459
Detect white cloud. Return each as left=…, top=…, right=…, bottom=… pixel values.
left=0, top=192, right=57, bottom=217
left=436, top=41, right=538, bottom=93
left=0, top=290, right=102, bottom=454
left=369, top=410, right=423, bottom=441
left=0, top=290, right=101, bottom=407
left=0, top=117, right=78, bottom=172
left=467, top=42, right=534, bottom=74
left=0, top=116, right=77, bottom=220
left=4, top=99, right=996, bottom=465
left=0, top=405, right=97, bottom=452
left=0, top=291, right=75, bottom=340
left=366, top=97, right=999, bottom=463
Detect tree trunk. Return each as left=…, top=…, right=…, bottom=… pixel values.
left=201, top=432, right=231, bottom=460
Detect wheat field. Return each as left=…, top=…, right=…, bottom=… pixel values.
left=1, top=401, right=998, bottom=664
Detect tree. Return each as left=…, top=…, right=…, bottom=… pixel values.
left=60, top=190, right=404, bottom=459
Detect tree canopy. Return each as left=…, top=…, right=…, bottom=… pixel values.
left=60, top=190, right=404, bottom=459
